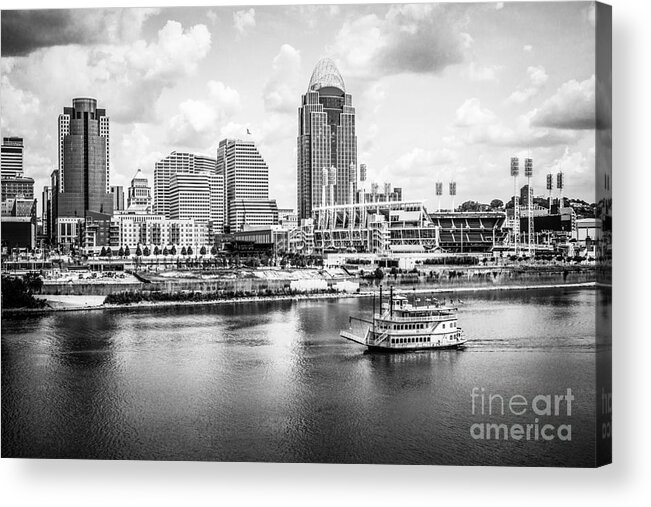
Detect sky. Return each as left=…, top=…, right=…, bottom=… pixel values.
left=1, top=1, right=599, bottom=212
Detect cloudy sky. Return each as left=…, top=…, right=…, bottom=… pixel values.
left=1, top=1, right=598, bottom=211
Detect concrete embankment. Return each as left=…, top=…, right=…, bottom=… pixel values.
left=35, top=265, right=595, bottom=296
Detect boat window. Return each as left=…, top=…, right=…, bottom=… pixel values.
left=442, top=323, right=446, bottom=329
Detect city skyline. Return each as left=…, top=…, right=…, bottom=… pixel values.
left=1, top=2, right=598, bottom=213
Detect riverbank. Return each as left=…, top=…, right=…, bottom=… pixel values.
left=1, top=280, right=596, bottom=316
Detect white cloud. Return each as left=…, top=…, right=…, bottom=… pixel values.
left=1, top=19, right=213, bottom=191
left=262, top=44, right=302, bottom=114
left=395, top=147, right=457, bottom=171
left=206, top=10, right=219, bottom=26
left=452, top=98, right=578, bottom=148
left=507, top=65, right=548, bottom=103
left=233, top=8, right=256, bottom=36
left=454, top=98, right=497, bottom=127
left=330, top=3, right=466, bottom=79
left=529, top=75, right=596, bottom=130
left=167, top=81, right=240, bottom=149
left=466, top=62, right=502, bottom=82
left=523, top=44, right=533, bottom=52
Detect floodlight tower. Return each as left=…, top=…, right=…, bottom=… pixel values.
left=525, top=158, right=534, bottom=256
left=510, top=157, right=520, bottom=255
left=435, top=181, right=443, bottom=212
left=556, top=171, right=564, bottom=208
left=449, top=181, right=457, bottom=211
left=546, top=173, right=553, bottom=213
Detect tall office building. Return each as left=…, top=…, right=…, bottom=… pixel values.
left=169, top=172, right=210, bottom=222
left=520, top=184, right=534, bottom=207
left=1, top=137, right=24, bottom=178
left=55, top=98, right=113, bottom=246
left=154, top=151, right=217, bottom=218
left=216, top=138, right=276, bottom=232
left=297, top=58, right=357, bottom=220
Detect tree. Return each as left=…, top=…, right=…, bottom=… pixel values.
left=374, top=267, right=384, bottom=280
left=135, top=245, right=143, bottom=256
left=490, top=199, right=504, bottom=209
left=187, top=246, right=193, bottom=256
left=210, top=245, right=218, bottom=255
left=106, top=247, right=113, bottom=258
left=143, top=246, right=151, bottom=256
left=200, top=246, right=207, bottom=255
left=170, top=245, right=177, bottom=256
left=118, top=246, right=125, bottom=257
left=153, top=246, right=160, bottom=256
left=162, top=246, right=168, bottom=256
left=100, top=246, right=107, bottom=257
left=125, top=246, right=131, bottom=257
left=181, top=246, right=187, bottom=256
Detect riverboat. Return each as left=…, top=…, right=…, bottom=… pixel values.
left=340, top=287, right=468, bottom=351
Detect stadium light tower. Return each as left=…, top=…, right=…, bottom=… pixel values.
left=510, top=157, right=520, bottom=255
left=546, top=173, right=553, bottom=213
left=556, top=171, right=564, bottom=208
left=449, top=181, right=457, bottom=211
left=435, top=181, right=443, bottom=212
left=525, top=157, right=534, bottom=257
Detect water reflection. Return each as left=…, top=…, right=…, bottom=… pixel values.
left=2, top=287, right=601, bottom=465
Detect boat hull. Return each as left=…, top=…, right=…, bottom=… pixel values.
left=366, top=340, right=468, bottom=352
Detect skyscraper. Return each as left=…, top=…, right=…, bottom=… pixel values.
left=216, top=138, right=276, bottom=232
left=297, top=58, right=357, bottom=220
left=154, top=151, right=216, bottom=217
left=110, top=186, right=125, bottom=211
left=54, top=98, right=113, bottom=246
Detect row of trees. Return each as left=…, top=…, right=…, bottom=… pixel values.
left=99, top=245, right=217, bottom=258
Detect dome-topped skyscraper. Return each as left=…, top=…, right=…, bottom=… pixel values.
left=297, top=58, right=357, bottom=220
left=307, top=57, right=346, bottom=93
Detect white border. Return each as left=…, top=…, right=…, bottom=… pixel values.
left=1, top=0, right=649, bottom=505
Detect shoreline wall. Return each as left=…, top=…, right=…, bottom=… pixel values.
left=36, top=266, right=595, bottom=297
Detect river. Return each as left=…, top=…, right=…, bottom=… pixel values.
left=1, top=287, right=608, bottom=466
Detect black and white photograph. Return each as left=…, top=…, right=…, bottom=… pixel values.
left=1, top=1, right=611, bottom=469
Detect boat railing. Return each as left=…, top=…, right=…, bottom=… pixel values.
left=374, top=313, right=454, bottom=323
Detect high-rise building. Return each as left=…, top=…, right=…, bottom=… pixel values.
left=169, top=172, right=210, bottom=222
left=297, top=58, right=357, bottom=220
left=111, top=185, right=125, bottom=211
left=126, top=169, right=152, bottom=211
left=216, top=138, right=271, bottom=230
left=154, top=151, right=217, bottom=218
left=54, top=98, right=113, bottom=247
left=1, top=137, right=24, bottom=178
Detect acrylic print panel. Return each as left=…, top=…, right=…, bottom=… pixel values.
left=0, top=1, right=611, bottom=467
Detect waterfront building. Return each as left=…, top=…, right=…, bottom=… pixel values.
left=111, top=185, right=125, bottom=211
left=169, top=172, right=211, bottom=223
left=228, top=198, right=278, bottom=232
left=154, top=151, right=218, bottom=219
left=112, top=212, right=208, bottom=252
left=1, top=137, right=24, bottom=178
left=126, top=169, right=152, bottom=211
left=216, top=138, right=270, bottom=230
left=54, top=98, right=113, bottom=247
left=297, top=58, right=357, bottom=220
left=313, top=199, right=507, bottom=255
